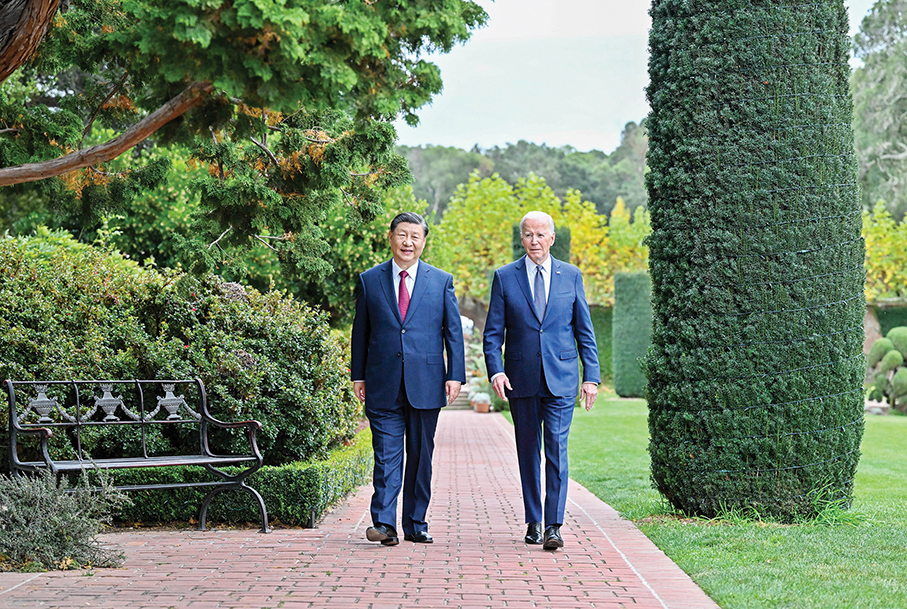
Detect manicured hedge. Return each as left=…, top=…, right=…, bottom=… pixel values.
left=878, top=306, right=907, bottom=336
left=612, top=272, right=651, bottom=398
left=110, top=429, right=372, bottom=527
left=589, top=305, right=613, bottom=385
left=645, top=1, right=864, bottom=520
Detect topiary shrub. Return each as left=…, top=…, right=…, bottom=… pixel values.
left=0, top=229, right=360, bottom=469
left=867, top=327, right=907, bottom=412
left=612, top=272, right=651, bottom=397
left=645, top=0, right=865, bottom=520
left=589, top=305, right=614, bottom=385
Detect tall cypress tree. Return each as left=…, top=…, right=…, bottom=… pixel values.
left=645, top=0, right=865, bottom=520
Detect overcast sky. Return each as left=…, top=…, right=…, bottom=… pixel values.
left=394, top=0, right=879, bottom=154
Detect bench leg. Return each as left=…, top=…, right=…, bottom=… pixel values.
left=197, top=483, right=271, bottom=534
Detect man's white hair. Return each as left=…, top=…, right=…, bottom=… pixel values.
left=519, top=211, right=555, bottom=234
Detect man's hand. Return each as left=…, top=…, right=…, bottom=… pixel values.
left=446, top=381, right=462, bottom=405
left=491, top=374, right=513, bottom=402
left=581, top=382, right=598, bottom=411
left=353, top=381, right=366, bottom=403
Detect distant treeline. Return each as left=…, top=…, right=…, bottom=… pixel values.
left=398, top=121, right=647, bottom=219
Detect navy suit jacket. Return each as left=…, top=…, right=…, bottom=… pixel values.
left=483, top=255, right=600, bottom=398
left=351, top=260, right=466, bottom=410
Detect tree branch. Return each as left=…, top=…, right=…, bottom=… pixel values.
left=250, top=136, right=279, bottom=166
left=81, top=72, right=130, bottom=147
left=253, top=235, right=278, bottom=251
left=208, top=226, right=232, bottom=249
left=0, top=0, right=62, bottom=85
left=0, top=82, right=214, bottom=187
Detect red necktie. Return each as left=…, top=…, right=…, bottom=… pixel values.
left=398, top=270, right=410, bottom=320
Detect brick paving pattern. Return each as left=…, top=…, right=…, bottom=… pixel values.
left=0, top=410, right=718, bottom=608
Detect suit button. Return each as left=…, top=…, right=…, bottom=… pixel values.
left=540, top=329, right=544, bottom=334
left=397, top=352, right=402, bottom=357
left=401, top=329, right=406, bottom=334
left=537, top=352, right=541, bottom=356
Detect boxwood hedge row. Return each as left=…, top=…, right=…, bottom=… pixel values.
left=110, top=429, right=372, bottom=527
left=645, top=0, right=865, bottom=520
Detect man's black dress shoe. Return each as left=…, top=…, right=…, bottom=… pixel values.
left=366, top=523, right=399, bottom=546
left=404, top=531, right=434, bottom=543
left=525, top=522, right=543, bottom=545
left=543, top=525, right=564, bottom=550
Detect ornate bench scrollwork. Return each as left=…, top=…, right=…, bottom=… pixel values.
left=5, top=378, right=269, bottom=533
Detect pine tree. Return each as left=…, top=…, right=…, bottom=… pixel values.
left=645, top=0, right=865, bottom=520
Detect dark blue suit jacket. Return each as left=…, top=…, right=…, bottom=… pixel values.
left=483, top=255, right=600, bottom=398
left=351, top=260, right=466, bottom=410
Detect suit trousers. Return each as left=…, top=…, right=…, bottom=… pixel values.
left=367, top=378, right=440, bottom=535
left=509, top=374, right=575, bottom=527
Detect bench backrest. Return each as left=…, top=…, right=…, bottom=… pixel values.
left=6, top=379, right=213, bottom=465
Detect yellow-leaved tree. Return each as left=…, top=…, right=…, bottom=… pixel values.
left=428, top=172, right=650, bottom=311
left=863, top=201, right=907, bottom=303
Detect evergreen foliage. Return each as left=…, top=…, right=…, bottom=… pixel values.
left=645, top=0, right=865, bottom=520
left=878, top=306, right=907, bottom=335
left=589, top=305, right=614, bottom=385
left=852, top=0, right=907, bottom=221
left=0, top=0, right=486, bottom=280
left=612, top=272, right=651, bottom=398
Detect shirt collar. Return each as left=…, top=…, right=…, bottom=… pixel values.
left=529, top=255, right=552, bottom=274
left=392, top=259, right=419, bottom=279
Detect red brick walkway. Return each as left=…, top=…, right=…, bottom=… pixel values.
left=0, top=410, right=718, bottom=608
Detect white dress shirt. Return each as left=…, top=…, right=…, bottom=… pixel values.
left=392, top=259, right=419, bottom=301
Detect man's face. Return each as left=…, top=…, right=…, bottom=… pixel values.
left=521, top=216, right=555, bottom=265
left=389, top=222, right=426, bottom=269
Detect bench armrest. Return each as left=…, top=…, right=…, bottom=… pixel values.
left=205, top=418, right=262, bottom=432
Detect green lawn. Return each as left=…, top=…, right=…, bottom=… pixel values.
left=568, top=394, right=907, bottom=609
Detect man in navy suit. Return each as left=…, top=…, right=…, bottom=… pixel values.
left=483, top=211, right=600, bottom=550
left=351, top=212, right=466, bottom=546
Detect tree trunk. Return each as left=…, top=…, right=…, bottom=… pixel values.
left=0, top=82, right=214, bottom=186
left=0, top=0, right=62, bottom=85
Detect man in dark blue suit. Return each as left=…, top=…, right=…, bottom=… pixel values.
left=351, top=212, right=466, bottom=546
left=483, top=211, right=600, bottom=551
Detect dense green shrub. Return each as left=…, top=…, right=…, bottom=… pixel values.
left=645, top=1, right=865, bottom=520
left=612, top=273, right=651, bottom=398
left=878, top=306, right=907, bottom=336
left=109, top=429, right=372, bottom=526
left=0, top=470, right=128, bottom=570
left=589, top=305, right=614, bottom=385
left=867, top=327, right=907, bottom=412
left=0, top=229, right=360, bottom=468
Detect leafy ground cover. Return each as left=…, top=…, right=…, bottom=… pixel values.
left=569, top=394, right=907, bottom=609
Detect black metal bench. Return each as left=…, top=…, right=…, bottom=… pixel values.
left=5, top=378, right=270, bottom=533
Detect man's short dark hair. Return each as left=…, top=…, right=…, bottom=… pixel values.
left=390, top=212, right=429, bottom=237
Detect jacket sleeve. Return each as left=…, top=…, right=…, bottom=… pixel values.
left=483, top=270, right=506, bottom=380
left=442, top=274, right=467, bottom=383
left=572, top=270, right=601, bottom=384
left=350, top=275, right=369, bottom=381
